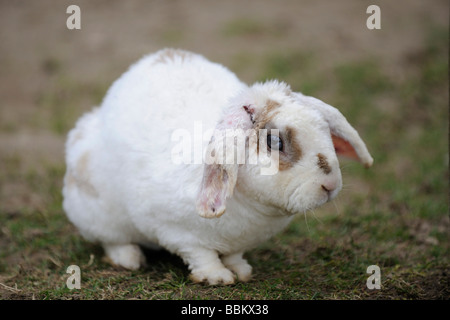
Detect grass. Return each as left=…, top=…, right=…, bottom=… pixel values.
left=0, top=23, right=448, bottom=300
left=35, top=75, right=108, bottom=135
left=222, top=17, right=286, bottom=38
left=258, top=50, right=322, bottom=96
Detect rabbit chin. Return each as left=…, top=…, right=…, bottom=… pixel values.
left=283, top=183, right=342, bottom=216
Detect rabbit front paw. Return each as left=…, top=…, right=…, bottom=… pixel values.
left=222, top=253, right=253, bottom=282
left=190, top=266, right=236, bottom=285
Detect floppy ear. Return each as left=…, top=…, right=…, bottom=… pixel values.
left=331, top=134, right=359, bottom=161
left=295, top=93, right=373, bottom=168
left=196, top=104, right=254, bottom=218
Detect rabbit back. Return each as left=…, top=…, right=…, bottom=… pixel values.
left=63, top=49, right=247, bottom=248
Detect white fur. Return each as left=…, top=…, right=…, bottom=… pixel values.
left=63, top=49, right=373, bottom=284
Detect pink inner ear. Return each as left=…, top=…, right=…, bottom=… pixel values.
left=197, top=164, right=229, bottom=218
left=332, top=134, right=359, bottom=161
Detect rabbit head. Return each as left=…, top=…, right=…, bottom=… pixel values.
left=197, top=80, right=373, bottom=218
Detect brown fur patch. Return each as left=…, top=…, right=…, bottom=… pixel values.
left=64, top=170, right=76, bottom=187
left=153, top=48, right=193, bottom=65
left=317, top=153, right=332, bottom=174
left=254, top=100, right=303, bottom=171
left=254, top=99, right=281, bottom=155
left=67, top=152, right=99, bottom=197
left=254, top=99, right=281, bottom=130
left=70, top=130, right=83, bottom=147
left=278, top=126, right=302, bottom=171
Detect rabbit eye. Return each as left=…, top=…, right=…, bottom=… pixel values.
left=267, top=134, right=283, bottom=151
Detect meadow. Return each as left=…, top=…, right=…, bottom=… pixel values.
left=0, top=0, right=448, bottom=299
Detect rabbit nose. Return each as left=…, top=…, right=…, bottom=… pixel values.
left=321, top=181, right=338, bottom=197
left=321, top=184, right=333, bottom=201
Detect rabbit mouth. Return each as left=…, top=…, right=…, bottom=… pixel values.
left=285, top=185, right=330, bottom=216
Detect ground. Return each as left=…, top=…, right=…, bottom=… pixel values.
left=0, top=0, right=448, bottom=299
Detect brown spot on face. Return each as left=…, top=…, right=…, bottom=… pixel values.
left=153, top=49, right=193, bottom=65
left=253, top=99, right=281, bottom=155
left=253, top=100, right=304, bottom=171
left=266, top=99, right=281, bottom=111
left=278, top=126, right=302, bottom=171
left=253, top=99, right=281, bottom=130
left=317, top=153, right=332, bottom=174
left=259, top=123, right=302, bottom=171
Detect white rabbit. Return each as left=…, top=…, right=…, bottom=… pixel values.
left=63, top=48, right=373, bottom=285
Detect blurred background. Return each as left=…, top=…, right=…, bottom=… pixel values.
left=0, top=0, right=448, bottom=299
